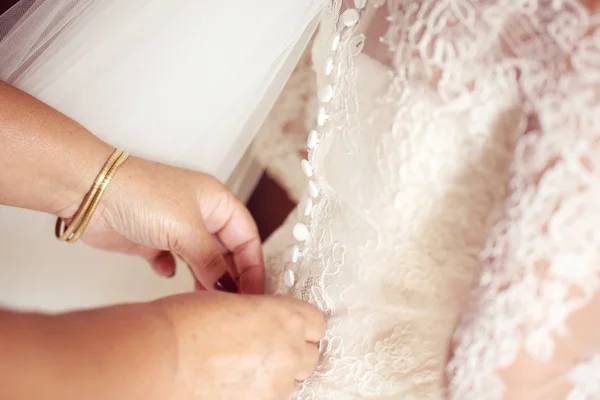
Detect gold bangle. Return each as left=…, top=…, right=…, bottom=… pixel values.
left=55, top=149, right=129, bottom=243
left=55, top=149, right=122, bottom=241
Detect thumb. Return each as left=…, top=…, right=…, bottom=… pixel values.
left=173, top=224, right=232, bottom=292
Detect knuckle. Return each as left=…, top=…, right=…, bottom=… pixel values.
left=315, top=312, right=327, bottom=337
left=166, top=220, right=197, bottom=253
left=203, top=184, right=233, bottom=217
left=284, top=312, right=305, bottom=332
left=276, top=343, right=302, bottom=368
left=307, top=345, right=320, bottom=368
left=286, top=346, right=303, bottom=367
left=305, top=307, right=327, bottom=337
left=200, top=251, right=224, bottom=274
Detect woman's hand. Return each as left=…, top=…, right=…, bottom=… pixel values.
left=157, top=292, right=326, bottom=400
left=62, top=156, right=264, bottom=294
left=0, top=81, right=263, bottom=294
left=0, top=292, right=326, bottom=400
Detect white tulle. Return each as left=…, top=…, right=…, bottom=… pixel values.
left=0, top=0, right=324, bottom=182
left=0, top=0, right=324, bottom=311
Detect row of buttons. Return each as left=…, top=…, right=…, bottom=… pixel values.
left=284, top=0, right=366, bottom=289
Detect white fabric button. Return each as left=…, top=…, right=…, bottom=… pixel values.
left=301, top=159, right=313, bottom=177
left=317, top=107, right=327, bottom=126
left=318, top=84, right=334, bottom=103
left=291, top=245, right=301, bottom=263
left=284, top=269, right=296, bottom=287
left=350, top=34, right=366, bottom=56
left=354, top=0, right=366, bottom=8
left=331, top=33, right=340, bottom=51
left=304, top=198, right=313, bottom=216
left=307, top=130, right=319, bottom=149
left=341, top=9, right=360, bottom=27
left=293, top=223, right=309, bottom=241
left=309, top=181, right=319, bottom=197
left=325, top=58, right=334, bottom=75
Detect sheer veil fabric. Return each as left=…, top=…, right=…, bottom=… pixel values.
left=0, top=0, right=325, bottom=310
left=258, top=0, right=600, bottom=399
left=0, top=0, right=326, bottom=181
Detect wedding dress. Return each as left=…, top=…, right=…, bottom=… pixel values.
left=0, top=0, right=325, bottom=310
left=257, top=1, right=600, bottom=399
left=2, top=0, right=600, bottom=399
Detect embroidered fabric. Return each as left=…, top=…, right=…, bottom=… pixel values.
left=261, top=0, right=600, bottom=398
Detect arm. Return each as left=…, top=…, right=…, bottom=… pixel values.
left=0, top=304, right=175, bottom=400
left=0, top=80, right=264, bottom=293
left=0, top=81, right=180, bottom=399
left=0, top=80, right=113, bottom=218
left=0, top=82, right=319, bottom=399
left=0, top=293, right=326, bottom=400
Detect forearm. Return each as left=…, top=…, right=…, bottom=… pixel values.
left=0, top=80, right=113, bottom=217
left=0, top=304, right=176, bottom=400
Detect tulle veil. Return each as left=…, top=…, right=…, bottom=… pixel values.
left=0, top=0, right=325, bottom=182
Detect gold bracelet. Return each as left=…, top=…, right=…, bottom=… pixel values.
left=55, top=148, right=130, bottom=243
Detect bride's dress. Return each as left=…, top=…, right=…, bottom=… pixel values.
left=259, top=1, right=600, bottom=399
left=2, top=0, right=600, bottom=399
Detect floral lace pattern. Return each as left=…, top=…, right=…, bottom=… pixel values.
left=261, top=0, right=600, bottom=398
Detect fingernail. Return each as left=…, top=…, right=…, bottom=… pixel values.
left=214, top=273, right=238, bottom=293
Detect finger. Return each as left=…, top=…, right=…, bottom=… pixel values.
left=83, top=230, right=177, bottom=278
left=218, top=252, right=239, bottom=280
left=147, top=251, right=177, bottom=278
left=270, top=379, right=298, bottom=400
left=202, top=192, right=264, bottom=295
left=207, top=238, right=240, bottom=289
left=271, top=296, right=327, bottom=343
left=174, top=224, right=232, bottom=292
left=213, top=235, right=229, bottom=254
left=134, top=246, right=176, bottom=278
left=194, top=279, right=207, bottom=291
left=187, top=262, right=208, bottom=291
left=296, top=342, right=320, bottom=381
left=213, top=253, right=239, bottom=293
left=217, top=207, right=264, bottom=295
left=302, top=308, right=327, bottom=344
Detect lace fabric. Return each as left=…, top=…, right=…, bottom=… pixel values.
left=260, top=0, right=600, bottom=398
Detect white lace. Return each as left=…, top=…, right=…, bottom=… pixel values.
left=258, top=0, right=600, bottom=398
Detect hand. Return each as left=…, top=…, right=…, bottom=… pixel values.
left=63, top=155, right=264, bottom=294
left=0, top=82, right=262, bottom=293
left=157, top=292, right=326, bottom=400
left=0, top=290, right=326, bottom=400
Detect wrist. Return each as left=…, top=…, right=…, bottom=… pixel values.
left=52, top=141, right=118, bottom=220
left=0, top=81, right=121, bottom=218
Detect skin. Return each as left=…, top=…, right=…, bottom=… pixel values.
left=0, top=81, right=326, bottom=399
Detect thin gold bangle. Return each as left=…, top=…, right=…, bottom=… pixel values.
left=67, top=151, right=129, bottom=243
left=55, top=149, right=122, bottom=241
left=55, top=149, right=129, bottom=243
